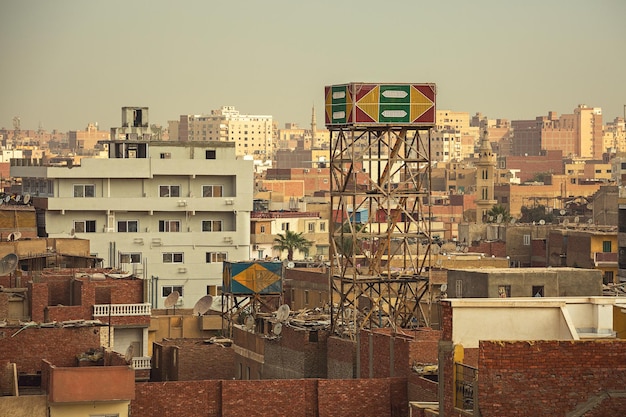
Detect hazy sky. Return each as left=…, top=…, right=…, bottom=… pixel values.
left=1, top=0, right=625, bottom=132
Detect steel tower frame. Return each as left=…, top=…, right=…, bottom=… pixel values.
left=329, top=126, right=433, bottom=338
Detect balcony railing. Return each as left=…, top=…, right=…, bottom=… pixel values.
left=455, top=362, right=477, bottom=413
left=93, top=303, right=151, bottom=317
left=595, top=252, right=618, bottom=265
left=131, top=356, right=152, bottom=370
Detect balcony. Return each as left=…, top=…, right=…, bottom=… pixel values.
left=93, top=303, right=151, bottom=317
left=594, top=252, right=618, bottom=267
left=131, top=356, right=152, bottom=370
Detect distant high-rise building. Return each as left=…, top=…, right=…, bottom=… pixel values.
left=176, top=106, right=273, bottom=160
left=511, top=105, right=603, bottom=158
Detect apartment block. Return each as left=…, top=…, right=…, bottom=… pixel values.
left=10, top=107, right=254, bottom=309
left=176, top=106, right=273, bottom=160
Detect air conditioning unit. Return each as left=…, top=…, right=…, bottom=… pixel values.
left=177, top=200, right=187, bottom=207
left=178, top=267, right=187, bottom=273
left=175, top=297, right=184, bottom=307
left=253, top=244, right=259, bottom=250
left=223, top=237, right=233, bottom=243
left=225, top=199, right=234, bottom=205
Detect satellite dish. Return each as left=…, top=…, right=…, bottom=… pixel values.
left=23, top=194, right=30, bottom=204
left=587, top=218, right=594, bottom=224
left=559, top=209, right=566, bottom=216
left=563, top=219, right=570, bottom=227
left=0, top=253, right=18, bottom=276
left=192, top=295, right=213, bottom=316
left=7, top=231, right=21, bottom=241
left=496, top=214, right=503, bottom=223
left=272, top=322, right=282, bottom=336
left=286, top=261, right=295, bottom=269
left=440, top=283, right=448, bottom=293
left=244, top=315, right=255, bottom=330
left=69, top=228, right=75, bottom=237
left=539, top=219, right=546, bottom=225
left=276, top=304, right=290, bottom=322
left=15, top=195, right=21, bottom=203
left=4, top=196, right=9, bottom=203
left=124, top=344, right=134, bottom=363
left=488, top=216, right=494, bottom=222
left=574, top=216, right=580, bottom=224
left=164, top=291, right=180, bottom=308
left=510, top=218, right=516, bottom=225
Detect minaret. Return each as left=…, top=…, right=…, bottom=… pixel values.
left=475, top=129, right=497, bottom=223
left=310, top=105, right=317, bottom=147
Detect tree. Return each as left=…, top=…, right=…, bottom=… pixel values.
left=519, top=205, right=554, bottom=224
left=335, top=221, right=367, bottom=256
left=272, top=230, right=313, bottom=261
left=486, top=204, right=511, bottom=223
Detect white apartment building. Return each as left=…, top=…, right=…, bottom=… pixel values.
left=11, top=108, right=254, bottom=309
left=175, top=106, right=273, bottom=160
left=431, top=130, right=462, bottom=162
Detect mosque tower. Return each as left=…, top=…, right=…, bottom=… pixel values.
left=475, top=129, right=497, bottom=223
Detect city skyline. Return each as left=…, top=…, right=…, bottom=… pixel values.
left=1, top=0, right=625, bottom=132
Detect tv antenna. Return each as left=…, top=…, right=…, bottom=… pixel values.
left=164, top=290, right=180, bottom=314
left=0, top=253, right=18, bottom=276
left=192, top=295, right=213, bottom=316
left=276, top=304, right=290, bottom=322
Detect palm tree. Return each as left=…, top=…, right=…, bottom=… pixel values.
left=486, top=204, right=511, bottom=223
left=272, top=230, right=313, bottom=261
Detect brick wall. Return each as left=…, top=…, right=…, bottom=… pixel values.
left=28, top=281, right=46, bottom=322
left=262, top=325, right=328, bottom=379
left=408, top=372, right=438, bottom=402
left=0, top=360, right=14, bottom=395
left=0, top=326, right=101, bottom=374
left=478, top=340, right=626, bottom=417
left=0, top=292, right=9, bottom=319
left=131, top=377, right=407, bottom=417
left=327, top=336, right=356, bottom=379
left=153, top=339, right=235, bottom=381
left=133, top=380, right=222, bottom=417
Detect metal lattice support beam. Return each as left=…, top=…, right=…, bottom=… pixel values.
left=329, top=126, right=433, bottom=338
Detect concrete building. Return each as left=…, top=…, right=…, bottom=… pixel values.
left=431, top=130, right=462, bottom=162
left=175, top=106, right=273, bottom=160
left=511, top=105, right=603, bottom=158
left=447, top=267, right=602, bottom=298
left=68, top=123, right=109, bottom=155
left=438, top=297, right=626, bottom=416
left=10, top=107, right=254, bottom=309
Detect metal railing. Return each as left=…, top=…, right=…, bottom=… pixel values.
left=455, top=362, right=477, bottom=412
left=131, top=356, right=152, bottom=370
left=93, top=303, right=151, bottom=317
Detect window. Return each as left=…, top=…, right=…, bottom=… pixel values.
left=206, top=150, right=216, bottom=159
left=120, top=253, right=141, bottom=264
left=74, top=184, right=95, bottom=197
left=74, top=220, right=96, bottom=233
left=603, top=271, right=614, bottom=285
left=117, top=220, right=138, bottom=232
left=159, top=220, right=180, bottom=232
left=202, top=185, right=223, bottom=197
left=206, top=252, right=227, bottom=263
left=163, top=252, right=184, bottom=263
left=260, top=225, right=266, bottom=233
left=281, top=222, right=290, bottom=231
left=159, top=185, right=180, bottom=197
left=162, top=285, right=183, bottom=297
left=202, top=220, right=223, bottom=232
left=603, top=241, right=612, bottom=253
left=308, top=222, right=315, bottom=233
left=523, top=234, right=531, bottom=246
left=320, top=222, right=326, bottom=232
left=532, top=286, right=544, bottom=297
left=304, top=290, right=309, bottom=306
left=498, top=285, right=511, bottom=298
left=207, top=285, right=222, bottom=295
left=455, top=280, right=463, bottom=298
left=160, top=153, right=171, bottom=159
